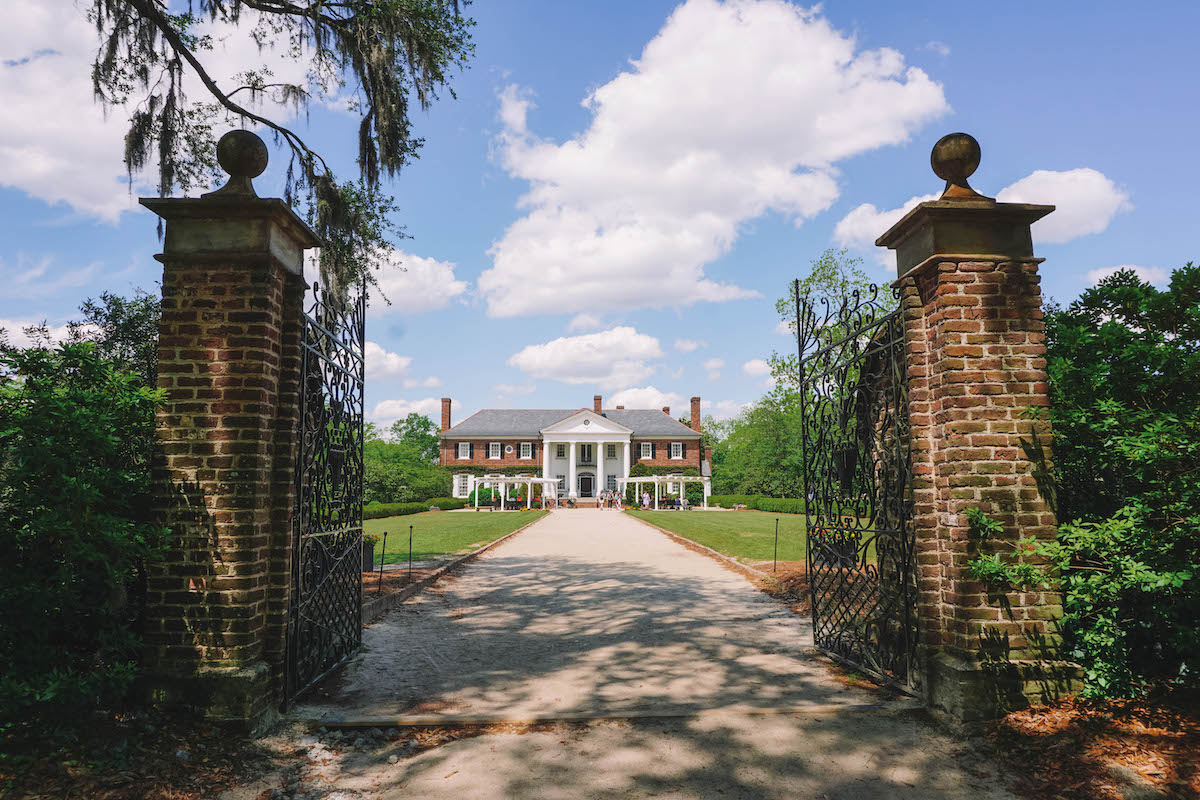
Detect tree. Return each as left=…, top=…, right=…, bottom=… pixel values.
left=69, top=290, right=162, bottom=386
left=88, top=0, right=475, bottom=298
left=388, top=412, right=439, bottom=462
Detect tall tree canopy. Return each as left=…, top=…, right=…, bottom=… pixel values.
left=89, top=0, right=474, bottom=296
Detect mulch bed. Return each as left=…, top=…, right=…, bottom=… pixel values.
left=0, top=709, right=278, bottom=800
left=987, top=691, right=1200, bottom=799
left=750, top=560, right=811, bottom=616
left=361, top=565, right=442, bottom=597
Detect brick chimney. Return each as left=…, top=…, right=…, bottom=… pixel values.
left=704, top=446, right=712, bottom=465
left=440, top=397, right=452, bottom=432
left=594, top=394, right=602, bottom=414
left=690, top=396, right=702, bottom=432
left=662, top=406, right=671, bottom=415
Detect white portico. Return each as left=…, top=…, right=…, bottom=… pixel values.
left=539, top=410, right=632, bottom=498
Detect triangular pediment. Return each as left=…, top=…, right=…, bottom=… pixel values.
left=540, top=409, right=632, bottom=435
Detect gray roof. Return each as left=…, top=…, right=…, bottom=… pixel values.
left=439, top=408, right=701, bottom=438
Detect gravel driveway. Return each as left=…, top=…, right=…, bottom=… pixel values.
left=295, top=509, right=896, bottom=721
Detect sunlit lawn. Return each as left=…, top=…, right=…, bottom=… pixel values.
left=365, top=509, right=548, bottom=564
left=625, top=509, right=809, bottom=564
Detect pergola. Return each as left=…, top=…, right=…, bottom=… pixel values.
left=470, top=475, right=560, bottom=510
left=617, top=475, right=712, bottom=509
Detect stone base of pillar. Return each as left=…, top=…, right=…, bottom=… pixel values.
left=923, top=650, right=1082, bottom=724
left=143, top=661, right=276, bottom=730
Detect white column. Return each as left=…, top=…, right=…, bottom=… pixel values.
left=596, top=441, right=605, bottom=502
left=568, top=441, right=578, bottom=498
left=542, top=439, right=551, bottom=486
left=654, top=478, right=659, bottom=510
left=703, top=478, right=711, bottom=508
left=527, top=481, right=531, bottom=509
left=622, top=440, right=630, bottom=481
left=500, top=481, right=505, bottom=511
left=473, top=476, right=479, bottom=510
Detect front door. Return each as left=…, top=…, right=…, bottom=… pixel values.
left=579, top=476, right=594, bottom=497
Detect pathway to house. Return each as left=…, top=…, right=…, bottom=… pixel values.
left=267, top=510, right=1020, bottom=799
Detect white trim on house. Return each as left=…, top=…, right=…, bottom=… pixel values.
left=670, top=442, right=683, bottom=460
left=457, top=442, right=470, bottom=459
left=640, top=442, right=652, bottom=459
left=520, top=441, right=532, bottom=459
left=488, top=442, right=501, bottom=460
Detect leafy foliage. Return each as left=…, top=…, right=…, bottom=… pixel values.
left=363, top=413, right=449, bottom=503
left=0, top=343, right=166, bottom=717
left=708, top=495, right=807, bottom=514
left=87, top=0, right=475, bottom=297
left=967, top=266, right=1200, bottom=696
left=363, top=497, right=465, bottom=519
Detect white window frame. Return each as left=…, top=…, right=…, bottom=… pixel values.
left=457, top=442, right=470, bottom=459
left=640, top=442, right=652, bottom=460
left=556, top=474, right=566, bottom=491
left=606, top=443, right=617, bottom=460
left=670, top=442, right=683, bottom=460
left=606, top=474, right=617, bottom=491
left=488, top=442, right=501, bottom=460
left=579, top=443, right=593, bottom=464
left=454, top=473, right=470, bottom=498
left=556, top=443, right=566, bottom=459
left=520, top=442, right=532, bottom=459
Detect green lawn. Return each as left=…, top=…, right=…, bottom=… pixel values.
left=625, top=510, right=809, bottom=564
left=365, top=510, right=548, bottom=564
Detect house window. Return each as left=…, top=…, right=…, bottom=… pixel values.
left=457, top=442, right=470, bottom=459
left=606, top=444, right=617, bottom=460
left=579, top=444, right=593, bottom=464
left=668, top=474, right=682, bottom=494
left=454, top=474, right=470, bottom=498
left=670, top=442, right=683, bottom=460
left=488, top=442, right=501, bottom=460
left=520, top=442, right=532, bottom=459
left=556, top=474, right=565, bottom=491
left=606, top=475, right=617, bottom=491
left=556, top=443, right=566, bottom=459
left=640, top=442, right=652, bottom=460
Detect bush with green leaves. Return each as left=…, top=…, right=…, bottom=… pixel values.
left=968, top=265, right=1199, bottom=697
left=0, top=342, right=166, bottom=716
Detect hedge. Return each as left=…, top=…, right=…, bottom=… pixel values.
left=363, top=497, right=466, bottom=519
left=707, top=494, right=806, bottom=514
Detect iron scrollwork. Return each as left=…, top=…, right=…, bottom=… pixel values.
left=284, top=282, right=366, bottom=707
left=795, top=281, right=917, bottom=687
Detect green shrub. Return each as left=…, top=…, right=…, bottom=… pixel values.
left=425, top=497, right=466, bottom=510
left=466, top=488, right=494, bottom=506
left=362, top=502, right=429, bottom=520
left=0, top=343, right=166, bottom=716
left=969, top=266, right=1200, bottom=697
left=755, top=497, right=806, bottom=514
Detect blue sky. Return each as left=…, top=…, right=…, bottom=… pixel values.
left=2, top=0, right=1197, bottom=428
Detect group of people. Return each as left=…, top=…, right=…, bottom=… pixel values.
left=597, top=489, right=622, bottom=509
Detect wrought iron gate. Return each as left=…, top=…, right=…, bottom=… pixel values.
left=794, top=281, right=917, bottom=687
left=284, top=282, right=366, bottom=707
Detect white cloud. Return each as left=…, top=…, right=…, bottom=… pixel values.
left=479, top=0, right=948, bottom=317
left=1, top=255, right=103, bottom=299
left=609, top=386, right=683, bottom=411
left=368, top=249, right=468, bottom=315
left=834, top=192, right=940, bottom=268
left=835, top=167, right=1132, bottom=266
left=776, top=319, right=794, bottom=335
left=508, top=326, right=663, bottom=389
left=702, top=357, right=724, bottom=381
left=567, top=313, right=605, bottom=333
left=364, top=341, right=412, bottom=380
left=368, top=398, right=442, bottom=428
left=922, top=41, right=951, bottom=57
left=1086, top=265, right=1169, bottom=286
left=742, top=358, right=771, bottom=377
left=997, top=169, right=1132, bottom=245
left=702, top=398, right=750, bottom=419
left=0, top=317, right=73, bottom=348
left=675, top=338, right=706, bottom=353
left=0, top=2, right=312, bottom=221
left=403, top=376, right=443, bottom=389
left=493, top=382, right=537, bottom=396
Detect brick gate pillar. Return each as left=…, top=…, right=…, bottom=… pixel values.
left=140, top=131, right=318, bottom=726
left=877, top=133, right=1080, bottom=722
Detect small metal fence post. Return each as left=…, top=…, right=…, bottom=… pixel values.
left=774, top=518, right=779, bottom=573
left=408, top=524, right=414, bottom=583
left=377, top=531, right=387, bottom=596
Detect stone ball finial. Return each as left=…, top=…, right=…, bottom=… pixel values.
left=931, top=132, right=989, bottom=201
left=204, top=130, right=268, bottom=198
left=216, top=130, right=268, bottom=179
